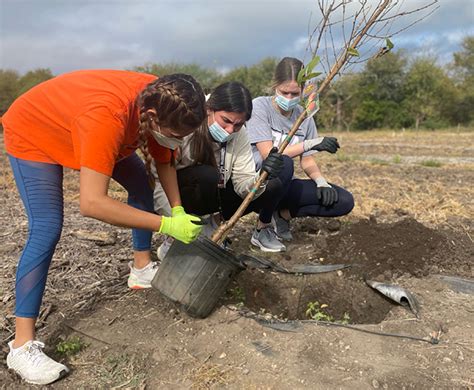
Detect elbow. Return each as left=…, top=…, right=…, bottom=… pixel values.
left=80, top=197, right=99, bottom=218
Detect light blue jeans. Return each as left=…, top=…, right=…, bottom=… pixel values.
left=8, top=153, right=154, bottom=317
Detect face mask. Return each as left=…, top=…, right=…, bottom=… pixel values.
left=149, top=128, right=184, bottom=150
left=275, top=93, right=300, bottom=112
left=209, top=121, right=234, bottom=143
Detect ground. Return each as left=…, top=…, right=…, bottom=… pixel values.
left=0, top=130, right=473, bottom=389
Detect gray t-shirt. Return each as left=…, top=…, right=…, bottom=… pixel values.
left=246, top=96, right=318, bottom=170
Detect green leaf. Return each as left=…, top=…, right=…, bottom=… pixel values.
left=305, top=55, right=321, bottom=75
left=305, top=72, right=322, bottom=80
left=386, top=38, right=394, bottom=49
left=297, top=67, right=306, bottom=85
left=347, top=47, right=360, bottom=57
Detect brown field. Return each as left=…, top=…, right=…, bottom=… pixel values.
left=1, top=130, right=473, bottom=389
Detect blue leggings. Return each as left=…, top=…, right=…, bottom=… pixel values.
left=277, top=156, right=355, bottom=218
left=8, top=153, right=154, bottom=318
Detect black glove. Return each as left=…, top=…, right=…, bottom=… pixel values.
left=315, top=177, right=338, bottom=207
left=304, top=136, right=340, bottom=154
left=261, top=147, right=284, bottom=179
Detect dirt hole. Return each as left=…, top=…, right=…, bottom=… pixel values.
left=225, top=218, right=451, bottom=325
left=231, top=271, right=394, bottom=324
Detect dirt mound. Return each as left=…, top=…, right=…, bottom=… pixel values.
left=229, top=217, right=471, bottom=324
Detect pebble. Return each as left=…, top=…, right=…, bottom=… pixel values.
left=219, top=352, right=227, bottom=359
left=242, top=368, right=250, bottom=375
left=372, top=379, right=380, bottom=388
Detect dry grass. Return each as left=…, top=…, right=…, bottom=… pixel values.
left=1, top=130, right=472, bottom=348
left=187, top=362, right=232, bottom=389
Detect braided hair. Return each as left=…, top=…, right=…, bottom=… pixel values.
left=136, top=74, right=206, bottom=188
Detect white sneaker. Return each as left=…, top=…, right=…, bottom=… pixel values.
left=127, top=261, right=159, bottom=289
left=6, top=340, right=69, bottom=385
left=157, top=236, right=174, bottom=261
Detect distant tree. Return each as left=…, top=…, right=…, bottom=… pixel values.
left=133, top=63, right=220, bottom=91
left=403, top=57, right=456, bottom=129
left=0, top=69, right=20, bottom=117
left=318, top=73, right=359, bottom=131
left=452, top=36, right=474, bottom=124
left=220, top=57, right=278, bottom=98
left=17, top=68, right=53, bottom=96
left=352, top=51, right=408, bottom=129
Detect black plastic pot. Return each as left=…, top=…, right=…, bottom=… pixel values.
left=151, top=236, right=245, bottom=318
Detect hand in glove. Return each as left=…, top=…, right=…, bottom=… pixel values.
left=315, top=177, right=338, bottom=207
left=261, top=147, right=284, bottom=179
left=159, top=206, right=202, bottom=244
left=303, top=136, right=340, bottom=154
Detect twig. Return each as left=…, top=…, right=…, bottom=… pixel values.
left=64, top=323, right=111, bottom=345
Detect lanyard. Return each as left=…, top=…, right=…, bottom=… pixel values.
left=218, top=144, right=227, bottom=189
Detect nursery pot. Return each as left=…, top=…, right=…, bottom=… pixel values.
left=151, top=236, right=245, bottom=318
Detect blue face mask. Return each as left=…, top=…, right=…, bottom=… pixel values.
left=275, top=93, right=300, bottom=112
left=209, top=121, right=231, bottom=143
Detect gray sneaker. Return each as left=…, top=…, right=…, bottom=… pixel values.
left=251, top=226, right=286, bottom=252
left=272, top=211, right=293, bottom=241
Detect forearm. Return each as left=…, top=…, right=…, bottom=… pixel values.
left=257, top=140, right=304, bottom=159
left=283, top=142, right=305, bottom=158
left=156, top=162, right=181, bottom=208
left=82, top=195, right=162, bottom=231
left=301, top=156, right=323, bottom=180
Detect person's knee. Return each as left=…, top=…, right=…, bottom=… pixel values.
left=30, top=216, right=63, bottom=247
left=335, top=189, right=354, bottom=216
left=278, top=155, right=294, bottom=183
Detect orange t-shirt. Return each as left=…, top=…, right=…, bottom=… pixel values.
left=3, top=69, right=175, bottom=176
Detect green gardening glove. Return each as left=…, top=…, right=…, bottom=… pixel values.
left=159, top=206, right=202, bottom=244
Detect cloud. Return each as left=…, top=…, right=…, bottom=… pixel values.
left=0, top=0, right=472, bottom=74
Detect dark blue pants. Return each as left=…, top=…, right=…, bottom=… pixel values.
left=9, top=153, right=153, bottom=318
left=277, top=156, right=354, bottom=218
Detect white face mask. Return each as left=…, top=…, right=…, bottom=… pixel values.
left=149, top=127, right=184, bottom=150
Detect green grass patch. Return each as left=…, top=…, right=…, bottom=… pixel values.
left=369, top=158, right=389, bottom=165
left=336, top=152, right=360, bottom=162
left=56, top=336, right=87, bottom=356
left=420, top=159, right=442, bottom=168
left=392, top=154, right=402, bottom=164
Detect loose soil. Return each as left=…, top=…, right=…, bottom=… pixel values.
left=1, top=131, right=473, bottom=389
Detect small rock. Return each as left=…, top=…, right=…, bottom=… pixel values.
left=219, top=352, right=227, bottom=359
left=337, top=270, right=343, bottom=277
left=327, top=220, right=341, bottom=232
left=383, top=384, right=388, bottom=389
left=372, top=379, right=380, bottom=389
left=242, top=368, right=250, bottom=375
left=442, top=357, right=452, bottom=363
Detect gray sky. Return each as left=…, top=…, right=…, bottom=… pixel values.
left=1, top=0, right=473, bottom=75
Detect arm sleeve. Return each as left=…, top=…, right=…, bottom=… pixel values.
left=230, top=128, right=265, bottom=199
left=246, top=98, right=274, bottom=144
left=71, top=107, right=124, bottom=176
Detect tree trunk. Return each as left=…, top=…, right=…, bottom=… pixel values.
left=336, top=95, right=342, bottom=132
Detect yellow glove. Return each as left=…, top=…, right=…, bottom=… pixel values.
left=159, top=206, right=202, bottom=244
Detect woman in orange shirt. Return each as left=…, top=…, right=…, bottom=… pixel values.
left=2, top=70, right=206, bottom=385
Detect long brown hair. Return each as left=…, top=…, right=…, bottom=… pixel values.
left=192, top=81, right=253, bottom=166
left=136, top=73, right=206, bottom=187
left=271, top=57, right=304, bottom=90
